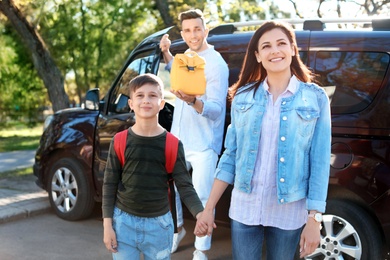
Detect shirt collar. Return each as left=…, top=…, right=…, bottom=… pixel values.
left=263, top=75, right=299, bottom=95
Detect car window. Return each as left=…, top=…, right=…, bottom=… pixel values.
left=108, top=50, right=156, bottom=114
left=314, top=51, right=389, bottom=114
left=157, top=62, right=176, bottom=105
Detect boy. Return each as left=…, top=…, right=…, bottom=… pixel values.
left=102, top=73, right=204, bottom=260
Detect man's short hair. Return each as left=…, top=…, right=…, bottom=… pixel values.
left=178, top=9, right=206, bottom=28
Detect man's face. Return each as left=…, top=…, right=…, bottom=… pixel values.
left=180, top=18, right=209, bottom=53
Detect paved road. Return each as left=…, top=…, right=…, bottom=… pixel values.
left=0, top=150, right=234, bottom=259
left=0, top=210, right=232, bottom=260
left=0, top=150, right=36, bottom=173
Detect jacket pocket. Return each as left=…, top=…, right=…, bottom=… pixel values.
left=233, top=102, right=254, bottom=127
left=295, top=107, right=319, bottom=137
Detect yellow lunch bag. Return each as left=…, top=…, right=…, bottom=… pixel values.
left=170, top=51, right=206, bottom=95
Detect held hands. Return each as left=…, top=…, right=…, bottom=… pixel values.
left=299, top=219, right=321, bottom=258
left=194, top=210, right=217, bottom=237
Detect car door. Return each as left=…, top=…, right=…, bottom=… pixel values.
left=92, top=27, right=176, bottom=196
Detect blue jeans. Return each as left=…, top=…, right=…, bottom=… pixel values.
left=231, top=219, right=302, bottom=260
left=112, top=207, right=173, bottom=260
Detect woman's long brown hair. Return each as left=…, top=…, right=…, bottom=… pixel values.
left=229, top=21, right=315, bottom=99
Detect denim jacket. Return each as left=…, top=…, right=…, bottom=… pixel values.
left=215, top=80, right=331, bottom=212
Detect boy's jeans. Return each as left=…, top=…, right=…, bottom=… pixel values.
left=112, top=207, right=173, bottom=260
left=231, top=219, right=302, bottom=260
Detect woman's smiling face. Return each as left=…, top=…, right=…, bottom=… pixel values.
left=255, top=28, right=295, bottom=76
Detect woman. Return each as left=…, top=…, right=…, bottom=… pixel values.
left=195, top=21, right=331, bottom=259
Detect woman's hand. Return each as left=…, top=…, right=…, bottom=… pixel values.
left=299, top=218, right=321, bottom=258
left=194, top=209, right=217, bottom=237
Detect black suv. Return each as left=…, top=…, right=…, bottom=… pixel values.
left=34, top=18, right=390, bottom=259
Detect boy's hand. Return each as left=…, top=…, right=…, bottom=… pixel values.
left=194, top=210, right=216, bottom=237
left=103, top=226, right=118, bottom=253
left=103, top=218, right=118, bottom=253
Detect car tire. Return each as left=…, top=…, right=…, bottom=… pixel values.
left=47, top=158, right=95, bottom=221
left=301, top=199, right=382, bottom=260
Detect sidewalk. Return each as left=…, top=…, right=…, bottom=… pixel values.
left=0, top=150, right=50, bottom=224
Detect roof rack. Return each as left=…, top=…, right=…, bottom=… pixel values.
left=209, top=18, right=390, bottom=34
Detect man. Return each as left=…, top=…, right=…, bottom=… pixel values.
left=160, top=9, right=229, bottom=260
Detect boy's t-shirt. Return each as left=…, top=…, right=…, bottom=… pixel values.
left=102, top=128, right=203, bottom=219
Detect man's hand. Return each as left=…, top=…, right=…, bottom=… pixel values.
left=170, top=89, right=196, bottom=104
left=160, top=34, right=173, bottom=64
left=160, top=34, right=171, bottom=53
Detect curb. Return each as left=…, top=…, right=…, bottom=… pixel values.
left=0, top=189, right=51, bottom=224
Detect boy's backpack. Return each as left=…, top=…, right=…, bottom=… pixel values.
left=113, top=129, right=179, bottom=233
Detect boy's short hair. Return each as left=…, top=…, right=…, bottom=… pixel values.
left=178, top=9, right=206, bottom=28
left=127, top=73, right=164, bottom=99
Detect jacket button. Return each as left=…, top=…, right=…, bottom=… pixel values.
left=280, top=178, right=285, bottom=183
left=280, top=157, right=285, bottom=162
left=282, top=116, right=287, bottom=121
left=281, top=136, right=286, bottom=141
left=280, top=199, right=285, bottom=203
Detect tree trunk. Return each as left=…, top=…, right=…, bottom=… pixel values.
left=155, top=0, right=174, bottom=27
left=0, top=0, right=69, bottom=111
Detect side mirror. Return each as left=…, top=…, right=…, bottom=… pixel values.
left=85, top=88, right=100, bottom=111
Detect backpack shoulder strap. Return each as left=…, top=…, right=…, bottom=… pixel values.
left=165, top=131, right=179, bottom=233
left=114, top=129, right=128, bottom=167
left=165, top=132, right=179, bottom=174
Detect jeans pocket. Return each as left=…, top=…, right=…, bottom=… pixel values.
left=113, top=207, right=123, bottom=218
left=156, top=212, right=173, bottom=230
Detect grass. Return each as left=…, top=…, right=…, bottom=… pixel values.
left=0, top=167, right=33, bottom=180
left=0, top=123, right=42, bottom=179
left=0, top=124, right=43, bottom=152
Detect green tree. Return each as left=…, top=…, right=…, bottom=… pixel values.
left=36, top=0, right=164, bottom=102
left=0, top=0, right=69, bottom=112
left=0, top=23, right=47, bottom=125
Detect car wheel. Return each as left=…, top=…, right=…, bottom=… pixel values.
left=303, top=199, right=382, bottom=260
left=47, top=158, right=95, bottom=221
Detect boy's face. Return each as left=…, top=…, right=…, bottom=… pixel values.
left=128, top=84, right=165, bottom=119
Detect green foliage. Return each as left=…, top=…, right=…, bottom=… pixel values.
left=0, top=22, right=47, bottom=125
left=35, top=0, right=160, bottom=102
